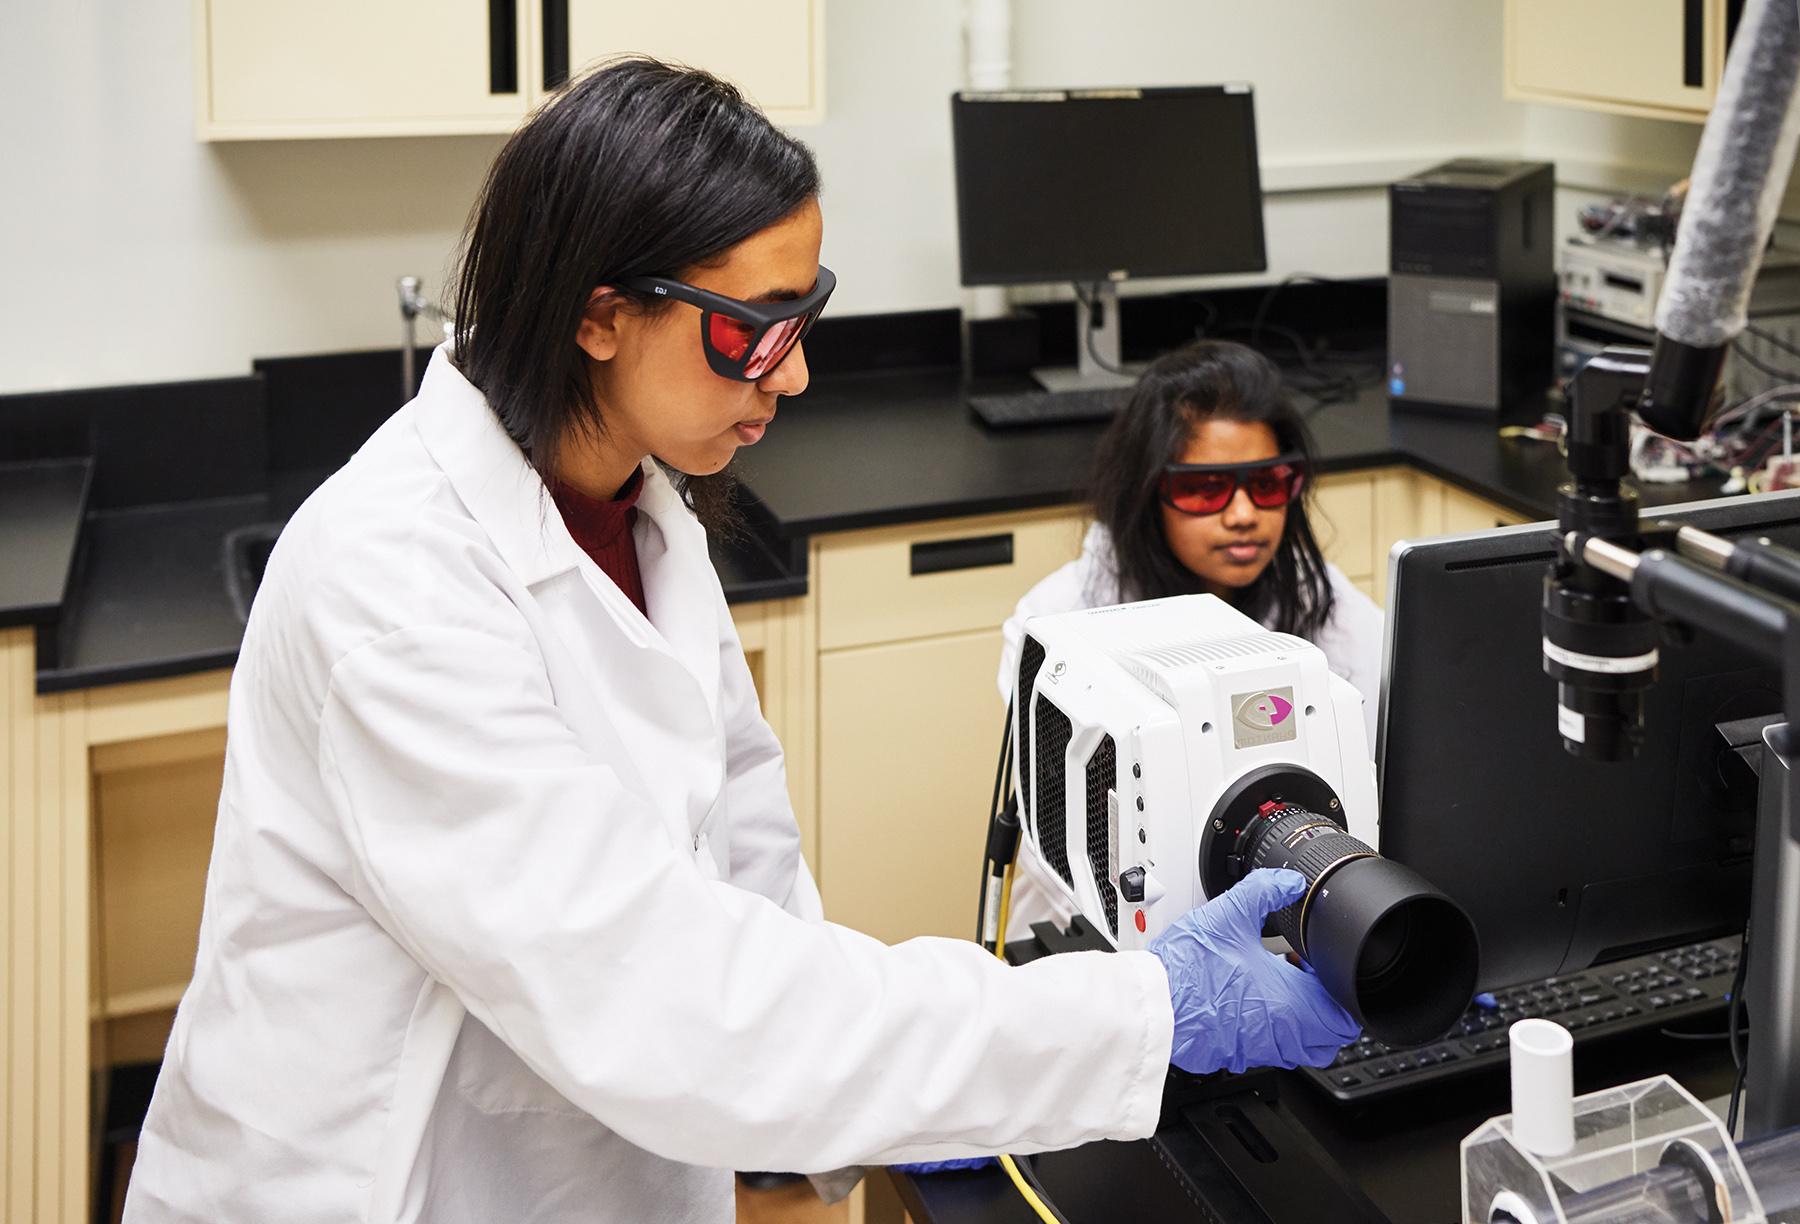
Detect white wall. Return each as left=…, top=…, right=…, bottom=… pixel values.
left=0, top=0, right=1648, bottom=397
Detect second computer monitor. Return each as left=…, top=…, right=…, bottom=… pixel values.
left=950, top=85, right=1267, bottom=287
left=1379, top=490, right=1800, bottom=990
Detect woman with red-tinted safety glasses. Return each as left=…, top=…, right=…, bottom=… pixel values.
left=622, top=266, right=835, bottom=382
left=138, top=58, right=1267, bottom=1224
left=1158, top=454, right=1308, bottom=517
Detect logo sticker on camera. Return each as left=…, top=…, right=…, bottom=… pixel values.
left=1231, top=687, right=1297, bottom=749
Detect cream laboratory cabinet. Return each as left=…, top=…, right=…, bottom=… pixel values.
left=193, top=0, right=824, bottom=139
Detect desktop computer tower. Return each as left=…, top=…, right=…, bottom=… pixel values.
left=1388, top=159, right=1555, bottom=413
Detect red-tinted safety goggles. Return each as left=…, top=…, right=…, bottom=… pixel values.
left=621, top=265, right=836, bottom=382
left=1159, top=454, right=1307, bottom=516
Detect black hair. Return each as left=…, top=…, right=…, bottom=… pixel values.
left=453, top=57, right=821, bottom=531
left=1088, top=339, right=1336, bottom=639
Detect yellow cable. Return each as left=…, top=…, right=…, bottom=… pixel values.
left=990, top=864, right=1063, bottom=1224
left=998, top=1153, right=1061, bottom=1223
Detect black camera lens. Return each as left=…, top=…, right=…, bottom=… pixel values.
left=1240, top=804, right=1478, bottom=1046
left=1199, top=765, right=1480, bottom=1048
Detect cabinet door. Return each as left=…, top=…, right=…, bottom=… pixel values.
left=1439, top=485, right=1532, bottom=536
left=560, top=1, right=824, bottom=123
left=1506, top=0, right=1724, bottom=121
left=1310, top=472, right=1376, bottom=583
left=199, top=0, right=527, bottom=139
left=818, top=631, right=1005, bottom=945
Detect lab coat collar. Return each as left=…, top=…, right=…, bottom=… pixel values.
left=408, top=346, right=723, bottom=724
left=411, top=344, right=584, bottom=588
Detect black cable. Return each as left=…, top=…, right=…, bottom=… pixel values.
left=1249, top=273, right=1350, bottom=353
left=1071, top=282, right=1133, bottom=377
left=1010, top=1155, right=1075, bottom=1224
left=1726, top=923, right=1751, bottom=1136
left=977, top=702, right=1015, bottom=944
left=1744, top=321, right=1800, bottom=363
left=1189, top=297, right=1221, bottom=339
left=1733, top=338, right=1800, bottom=384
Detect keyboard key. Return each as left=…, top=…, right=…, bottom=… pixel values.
left=1308, top=937, right=1736, bottom=1102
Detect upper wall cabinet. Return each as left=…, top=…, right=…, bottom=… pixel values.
left=561, top=1, right=824, bottom=123
left=1504, top=0, right=1737, bottom=123
left=194, top=0, right=823, bottom=141
left=195, top=0, right=531, bottom=139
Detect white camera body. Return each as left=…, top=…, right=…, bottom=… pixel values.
left=1009, top=594, right=1377, bottom=951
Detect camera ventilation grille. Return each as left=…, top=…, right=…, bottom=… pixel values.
left=1121, top=632, right=1308, bottom=706
left=1085, top=735, right=1118, bottom=938
left=1016, top=634, right=1046, bottom=829
left=1033, top=694, right=1074, bottom=889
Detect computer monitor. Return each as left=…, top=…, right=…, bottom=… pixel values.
left=1378, top=489, right=1800, bottom=991
left=950, top=86, right=1267, bottom=391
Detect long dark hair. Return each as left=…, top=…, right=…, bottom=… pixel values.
left=453, top=57, right=821, bottom=530
left=1089, top=340, right=1336, bottom=639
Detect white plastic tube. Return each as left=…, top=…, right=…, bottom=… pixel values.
left=1509, top=1019, right=1576, bottom=1157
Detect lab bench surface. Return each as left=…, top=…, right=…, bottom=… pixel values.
left=1, top=368, right=1734, bottom=694
left=894, top=1029, right=1739, bottom=1224
left=733, top=369, right=1734, bottom=539
left=0, top=458, right=90, bottom=629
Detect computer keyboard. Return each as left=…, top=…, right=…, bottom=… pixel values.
left=968, top=387, right=1129, bottom=428
left=1299, top=936, right=1742, bottom=1104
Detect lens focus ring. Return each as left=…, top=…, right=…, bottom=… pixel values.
left=1246, top=808, right=1375, bottom=955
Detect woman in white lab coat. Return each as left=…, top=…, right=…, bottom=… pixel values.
left=124, top=60, right=1355, bottom=1224
left=997, top=341, right=1386, bottom=922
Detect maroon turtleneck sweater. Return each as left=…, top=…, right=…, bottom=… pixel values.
left=550, top=466, right=648, bottom=618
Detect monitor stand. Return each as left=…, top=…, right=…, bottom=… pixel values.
left=1031, top=281, right=1143, bottom=392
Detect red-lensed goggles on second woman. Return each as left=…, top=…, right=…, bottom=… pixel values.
left=1159, top=454, right=1308, bottom=516
left=620, top=265, right=836, bottom=382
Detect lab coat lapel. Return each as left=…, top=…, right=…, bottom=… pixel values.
left=631, top=464, right=722, bottom=722
left=410, top=346, right=720, bottom=722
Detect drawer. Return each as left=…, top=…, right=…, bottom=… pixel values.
left=1310, top=473, right=1376, bottom=580
left=816, top=508, right=1086, bottom=650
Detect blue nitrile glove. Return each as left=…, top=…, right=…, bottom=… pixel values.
left=1149, top=868, right=1361, bottom=1075
left=890, top=1158, right=997, bottom=1174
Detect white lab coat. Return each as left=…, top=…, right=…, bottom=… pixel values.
left=995, top=522, right=1386, bottom=928
left=124, top=348, right=1174, bottom=1224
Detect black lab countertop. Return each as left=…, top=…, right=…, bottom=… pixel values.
left=1, top=368, right=1733, bottom=694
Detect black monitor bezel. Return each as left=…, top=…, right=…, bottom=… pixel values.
left=1377, top=489, right=1800, bottom=990
left=949, top=85, right=1270, bottom=288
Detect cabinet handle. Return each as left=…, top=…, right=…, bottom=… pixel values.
left=488, top=0, right=517, bottom=95
left=542, top=0, right=570, bottom=91
left=910, top=533, right=1015, bottom=576
left=1683, top=0, right=1704, bottom=88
